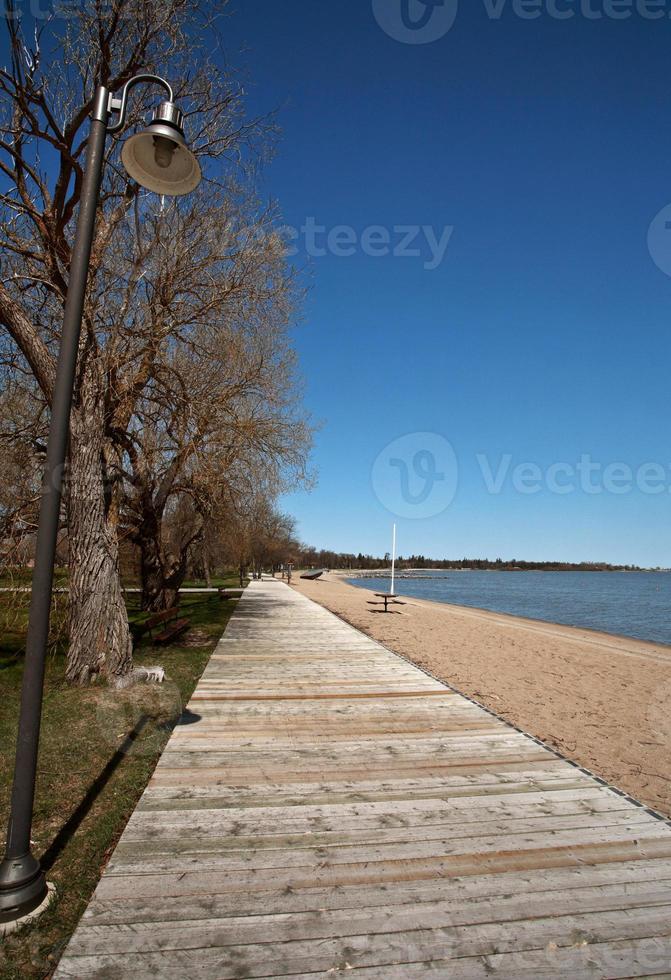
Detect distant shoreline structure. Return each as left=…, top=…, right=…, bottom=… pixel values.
left=300, top=555, right=670, bottom=574
left=338, top=565, right=670, bottom=579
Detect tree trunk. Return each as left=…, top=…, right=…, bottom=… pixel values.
left=203, top=548, right=212, bottom=589
left=139, top=537, right=187, bottom=612
left=65, top=413, right=133, bottom=685
left=163, top=539, right=198, bottom=608
left=139, top=531, right=173, bottom=612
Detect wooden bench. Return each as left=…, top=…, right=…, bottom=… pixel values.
left=369, top=592, right=407, bottom=613
left=144, top=607, right=191, bottom=645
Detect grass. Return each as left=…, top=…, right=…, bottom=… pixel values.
left=0, top=576, right=243, bottom=980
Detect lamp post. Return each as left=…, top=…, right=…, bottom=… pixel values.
left=0, top=74, right=201, bottom=925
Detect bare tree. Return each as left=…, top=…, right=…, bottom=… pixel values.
left=0, top=381, right=45, bottom=551
left=0, top=1, right=274, bottom=683
left=119, top=283, right=312, bottom=608
left=211, top=489, right=300, bottom=581
left=248, top=504, right=299, bottom=576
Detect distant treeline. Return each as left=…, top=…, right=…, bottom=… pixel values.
left=297, top=549, right=653, bottom=573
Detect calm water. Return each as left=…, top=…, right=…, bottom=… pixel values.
left=347, top=571, right=671, bottom=646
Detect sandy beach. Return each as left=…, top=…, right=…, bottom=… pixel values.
left=291, top=572, right=671, bottom=818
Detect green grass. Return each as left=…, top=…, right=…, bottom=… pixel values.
left=0, top=576, right=242, bottom=980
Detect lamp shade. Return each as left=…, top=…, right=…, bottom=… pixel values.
left=121, top=101, right=201, bottom=196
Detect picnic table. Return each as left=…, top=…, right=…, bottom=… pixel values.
left=370, top=592, right=406, bottom=613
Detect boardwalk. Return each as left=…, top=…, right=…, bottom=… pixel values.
left=55, top=579, right=671, bottom=978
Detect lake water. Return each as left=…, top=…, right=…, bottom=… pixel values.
left=347, top=571, right=671, bottom=646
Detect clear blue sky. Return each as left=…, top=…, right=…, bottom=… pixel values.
left=5, top=2, right=670, bottom=566
left=220, top=1, right=671, bottom=567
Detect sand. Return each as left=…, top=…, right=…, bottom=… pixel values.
left=291, top=571, right=671, bottom=818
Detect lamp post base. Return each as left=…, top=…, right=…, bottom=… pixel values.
left=0, top=853, right=49, bottom=925
left=0, top=882, right=55, bottom=936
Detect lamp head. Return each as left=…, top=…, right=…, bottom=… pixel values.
left=121, top=100, right=201, bottom=196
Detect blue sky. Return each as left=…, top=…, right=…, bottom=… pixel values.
left=3, top=2, right=670, bottom=566
left=219, top=0, right=671, bottom=566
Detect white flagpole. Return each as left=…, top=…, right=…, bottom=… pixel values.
left=391, top=523, right=396, bottom=595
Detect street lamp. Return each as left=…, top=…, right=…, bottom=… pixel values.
left=0, top=74, right=200, bottom=926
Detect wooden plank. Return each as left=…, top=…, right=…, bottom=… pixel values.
left=104, top=827, right=671, bottom=876
left=66, top=894, right=671, bottom=956
left=81, top=861, right=671, bottom=924
left=54, top=579, right=671, bottom=979
left=52, top=909, right=671, bottom=978
left=124, top=790, right=645, bottom=835
left=119, top=808, right=656, bottom=844
left=91, top=840, right=671, bottom=901
left=189, top=690, right=454, bottom=702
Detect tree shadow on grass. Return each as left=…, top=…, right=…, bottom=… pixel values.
left=40, top=714, right=150, bottom=874
left=39, top=701, right=203, bottom=873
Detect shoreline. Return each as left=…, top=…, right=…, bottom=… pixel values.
left=338, top=572, right=671, bottom=658
left=291, top=571, right=671, bottom=818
